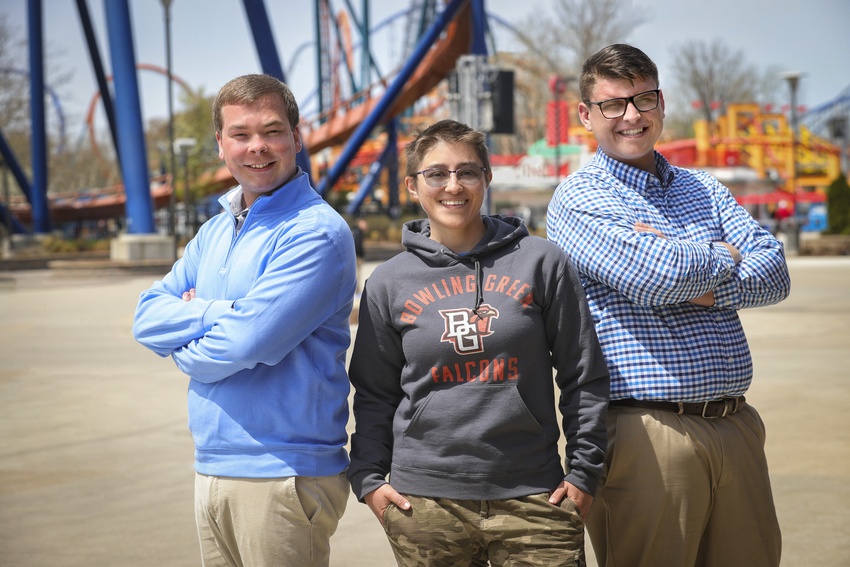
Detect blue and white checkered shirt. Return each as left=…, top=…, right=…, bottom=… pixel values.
left=547, top=150, right=790, bottom=402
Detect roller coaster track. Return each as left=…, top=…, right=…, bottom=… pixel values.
left=303, top=2, right=470, bottom=155
left=205, top=2, right=473, bottom=193
left=10, top=3, right=473, bottom=226
left=802, top=84, right=850, bottom=139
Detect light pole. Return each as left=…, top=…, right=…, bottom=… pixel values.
left=1, top=157, right=11, bottom=252
left=174, top=137, right=197, bottom=238
left=548, top=76, right=575, bottom=184
left=828, top=116, right=849, bottom=175
left=779, top=71, right=805, bottom=252
left=550, top=76, right=564, bottom=181
left=160, top=0, right=177, bottom=257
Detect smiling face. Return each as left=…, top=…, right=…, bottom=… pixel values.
left=216, top=94, right=302, bottom=206
left=578, top=75, right=665, bottom=174
left=405, top=140, right=492, bottom=252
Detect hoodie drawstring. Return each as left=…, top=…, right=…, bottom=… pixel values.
left=441, top=248, right=485, bottom=317
left=471, top=256, right=484, bottom=316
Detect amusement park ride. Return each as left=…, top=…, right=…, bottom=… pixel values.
left=2, top=0, right=849, bottom=246
left=3, top=0, right=491, bottom=239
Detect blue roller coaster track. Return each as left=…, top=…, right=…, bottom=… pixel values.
left=2, top=0, right=499, bottom=236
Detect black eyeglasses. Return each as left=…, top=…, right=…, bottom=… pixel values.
left=415, top=167, right=488, bottom=188
left=586, top=89, right=661, bottom=119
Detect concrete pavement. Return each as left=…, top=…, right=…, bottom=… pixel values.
left=0, top=256, right=848, bottom=566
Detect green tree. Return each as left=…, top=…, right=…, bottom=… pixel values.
left=144, top=87, right=221, bottom=205
left=826, top=174, right=850, bottom=235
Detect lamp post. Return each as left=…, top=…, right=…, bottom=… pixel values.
left=160, top=0, right=177, bottom=258
left=1, top=157, right=11, bottom=252
left=548, top=76, right=575, bottom=184
left=174, top=137, right=197, bottom=237
left=550, top=76, right=565, bottom=181
left=779, top=71, right=804, bottom=252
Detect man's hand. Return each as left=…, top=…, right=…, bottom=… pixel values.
left=688, top=291, right=715, bottom=307
left=635, top=222, right=724, bottom=307
left=634, top=220, right=666, bottom=239
left=636, top=221, right=742, bottom=264
left=363, top=484, right=411, bottom=527
left=182, top=288, right=196, bottom=302
left=549, top=480, right=593, bottom=520
left=716, top=241, right=743, bottom=264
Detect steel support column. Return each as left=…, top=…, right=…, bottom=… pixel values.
left=104, top=0, right=154, bottom=233
left=27, top=0, right=51, bottom=233
left=241, top=0, right=313, bottom=182
left=318, top=0, right=470, bottom=196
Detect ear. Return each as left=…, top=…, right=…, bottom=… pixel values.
left=404, top=176, right=419, bottom=200
left=659, top=90, right=666, bottom=119
left=292, top=124, right=303, bottom=153
left=578, top=102, right=592, bottom=132
left=216, top=132, right=224, bottom=160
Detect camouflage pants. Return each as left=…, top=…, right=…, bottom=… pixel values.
left=382, top=493, right=586, bottom=567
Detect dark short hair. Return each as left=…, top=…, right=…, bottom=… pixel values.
left=212, top=74, right=299, bottom=134
left=403, top=119, right=490, bottom=177
left=579, top=44, right=659, bottom=103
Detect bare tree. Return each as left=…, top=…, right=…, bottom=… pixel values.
left=668, top=39, right=766, bottom=124
left=488, top=0, right=648, bottom=152
left=0, top=13, right=107, bottom=197
left=0, top=16, right=30, bottom=133
left=541, top=0, right=648, bottom=72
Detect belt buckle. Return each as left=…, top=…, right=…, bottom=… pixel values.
left=730, top=396, right=741, bottom=414
left=702, top=397, right=738, bottom=419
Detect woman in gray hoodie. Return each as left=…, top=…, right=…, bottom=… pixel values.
left=347, top=119, right=609, bottom=567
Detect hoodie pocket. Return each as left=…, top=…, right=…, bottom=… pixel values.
left=398, top=383, right=552, bottom=475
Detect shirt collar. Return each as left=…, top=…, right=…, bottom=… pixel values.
left=594, top=149, right=676, bottom=195
left=227, top=187, right=246, bottom=217
left=226, top=166, right=304, bottom=218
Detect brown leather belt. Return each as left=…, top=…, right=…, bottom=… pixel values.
left=609, top=396, right=746, bottom=419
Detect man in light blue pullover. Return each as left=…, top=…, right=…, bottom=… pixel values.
left=133, top=74, right=356, bottom=567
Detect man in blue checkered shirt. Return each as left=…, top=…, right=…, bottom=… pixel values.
left=547, top=44, right=789, bottom=567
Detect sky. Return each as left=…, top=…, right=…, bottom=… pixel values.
left=2, top=0, right=849, bottom=145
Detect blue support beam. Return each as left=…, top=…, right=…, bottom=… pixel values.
left=315, top=0, right=327, bottom=115
left=241, top=0, right=287, bottom=81
left=75, top=0, right=121, bottom=165
left=345, top=120, right=401, bottom=217
left=470, top=0, right=487, bottom=55
left=27, top=0, right=51, bottom=233
left=0, top=128, right=33, bottom=203
left=0, top=203, right=29, bottom=235
left=359, top=0, right=370, bottom=86
left=104, top=0, right=154, bottom=234
left=318, top=0, right=470, bottom=196
left=345, top=144, right=389, bottom=215
left=386, top=119, right=400, bottom=216
left=346, top=122, right=397, bottom=215
left=330, top=3, right=360, bottom=96
left=241, top=0, right=313, bottom=184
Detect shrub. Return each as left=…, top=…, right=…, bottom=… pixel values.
left=826, top=174, right=850, bottom=235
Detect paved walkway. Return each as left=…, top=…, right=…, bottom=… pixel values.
left=0, top=256, right=848, bottom=566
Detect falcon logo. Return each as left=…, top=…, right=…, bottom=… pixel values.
left=439, top=305, right=499, bottom=355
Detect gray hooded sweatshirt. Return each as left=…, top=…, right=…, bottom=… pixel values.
left=347, top=215, right=609, bottom=501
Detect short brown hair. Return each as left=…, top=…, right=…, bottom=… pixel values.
left=404, top=119, right=490, bottom=177
left=579, top=44, right=659, bottom=103
left=212, top=74, right=299, bottom=134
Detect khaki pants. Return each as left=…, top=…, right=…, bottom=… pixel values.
left=586, top=403, right=781, bottom=567
left=194, top=472, right=349, bottom=567
left=383, top=493, right=586, bottom=567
